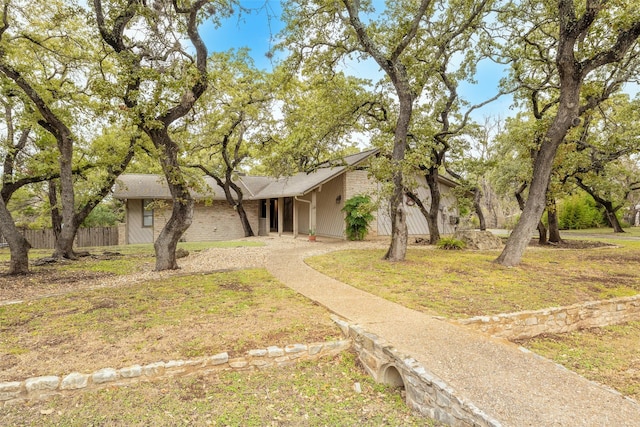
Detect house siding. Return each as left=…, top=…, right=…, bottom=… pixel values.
left=377, top=176, right=458, bottom=236
left=316, top=174, right=346, bottom=238
left=126, top=199, right=154, bottom=244
left=151, top=200, right=260, bottom=243
left=344, top=170, right=379, bottom=236
left=295, top=197, right=311, bottom=233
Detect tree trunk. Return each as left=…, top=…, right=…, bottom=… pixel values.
left=575, top=179, right=626, bottom=233
left=0, top=197, right=30, bottom=274
left=222, top=181, right=254, bottom=237
left=498, top=138, right=568, bottom=264
left=49, top=179, right=62, bottom=243
left=537, top=222, right=548, bottom=245
left=603, top=203, right=625, bottom=233
left=236, top=203, right=254, bottom=237
left=154, top=197, right=193, bottom=270
left=425, top=167, right=441, bottom=244
left=55, top=136, right=77, bottom=259
left=150, top=129, right=194, bottom=271
left=473, top=187, right=486, bottom=231
left=547, top=199, right=563, bottom=243
left=498, top=72, right=581, bottom=266
left=406, top=190, right=435, bottom=245
left=384, top=187, right=408, bottom=261
left=514, top=182, right=547, bottom=245
left=223, top=178, right=254, bottom=237
left=383, top=91, right=411, bottom=261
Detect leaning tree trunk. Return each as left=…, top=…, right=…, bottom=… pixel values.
left=575, top=180, right=626, bottom=233
left=497, top=104, right=576, bottom=266
left=406, top=191, right=434, bottom=244
left=473, top=187, right=486, bottom=231
left=0, top=197, right=30, bottom=274
left=223, top=179, right=254, bottom=237
left=236, top=203, right=254, bottom=237
left=603, top=203, right=625, bottom=233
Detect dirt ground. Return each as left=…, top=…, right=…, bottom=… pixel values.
left=0, top=251, right=340, bottom=383
left=0, top=266, right=115, bottom=302
left=525, top=238, right=617, bottom=249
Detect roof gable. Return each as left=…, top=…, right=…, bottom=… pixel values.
left=113, top=149, right=381, bottom=200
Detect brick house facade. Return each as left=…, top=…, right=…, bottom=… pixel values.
left=113, top=149, right=459, bottom=244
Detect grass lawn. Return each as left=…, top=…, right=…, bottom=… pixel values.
left=0, top=268, right=340, bottom=382
left=305, top=240, right=640, bottom=318
left=0, top=242, right=437, bottom=425
left=306, top=234, right=640, bottom=400
left=0, top=352, right=434, bottom=426
left=516, top=321, right=640, bottom=401
left=560, top=227, right=640, bottom=237
left=0, top=240, right=267, bottom=301
left=0, top=240, right=265, bottom=273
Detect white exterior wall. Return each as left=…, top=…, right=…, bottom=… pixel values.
left=377, top=176, right=459, bottom=236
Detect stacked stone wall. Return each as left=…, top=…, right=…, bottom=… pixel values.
left=333, top=317, right=501, bottom=427
left=458, top=294, right=640, bottom=340
left=1, top=340, right=350, bottom=406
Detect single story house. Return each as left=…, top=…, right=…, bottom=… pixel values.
left=112, top=149, right=460, bottom=244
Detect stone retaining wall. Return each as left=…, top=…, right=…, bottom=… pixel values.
left=0, top=340, right=350, bottom=406
left=332, top=316, right=501, bottom=427
left=458, top=294, right=640, bottom=340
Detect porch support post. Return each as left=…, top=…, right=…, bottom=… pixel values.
left=311, top=191, right=317, bottom=234
left=278, top=197, right=284, bottom=237
left=265, top=199, right=271, bottom=236
left=293, top=198, right=299, bottom=238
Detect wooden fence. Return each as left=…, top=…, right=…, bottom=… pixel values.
left=0, top=227, right=119, bottom=249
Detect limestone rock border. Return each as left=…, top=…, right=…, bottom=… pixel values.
left=457, top=294, right=640, bottom=340
left=0, top=339, right=350, bottom=406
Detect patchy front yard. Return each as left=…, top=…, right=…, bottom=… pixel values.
left=0, top=243, right=432, bottom=425
left=1, top=235, right=639, bottom=421
left=516, top=321, right=640, bottom=401
left=0, top=268, right=339, bottom=382
left=305, top=241, right=640, bottom=318
left=306, top=238, right=640, bottom=401
left=1, top=353, right=431, bottom=427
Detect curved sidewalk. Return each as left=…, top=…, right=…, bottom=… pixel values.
left=264, top=238, right=640, bottom=426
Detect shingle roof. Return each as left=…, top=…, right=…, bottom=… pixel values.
left=113, top=148, right=381, bottom=200
left=112, top=174, right=273, bottom=200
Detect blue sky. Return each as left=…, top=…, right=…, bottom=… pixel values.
left=200, top=2, right=284, bottom=70
left=200, top=2, right=513, bottom=120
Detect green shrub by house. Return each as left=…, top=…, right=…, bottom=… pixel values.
left=342, top=195, right=374, bottom=241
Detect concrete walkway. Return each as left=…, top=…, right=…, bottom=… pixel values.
left=264, top=238, right=640, bottom=427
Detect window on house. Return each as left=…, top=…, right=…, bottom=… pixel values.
left=142, top=200, right=153, bottom=227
